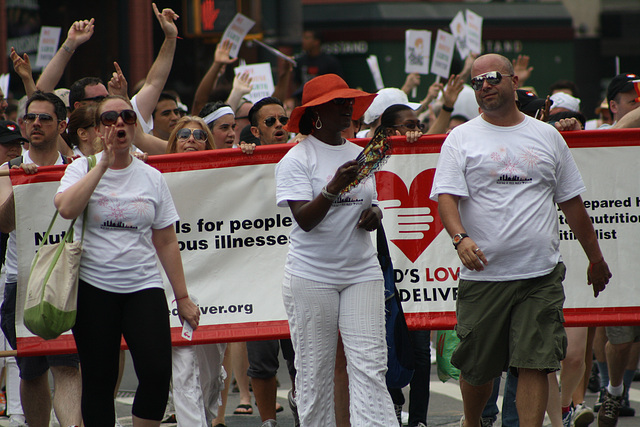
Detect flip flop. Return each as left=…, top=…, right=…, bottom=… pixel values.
left=276, top=402, right=284, bottom=413
left=233, top=403, right=254, bottom=415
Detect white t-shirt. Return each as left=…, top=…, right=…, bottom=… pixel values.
left=131, top=95, right=154, bottom=134
left=430, top=114, right=585, bottom=281
left=56, top=153, right=179, bottom=293
left=275, top=135, right=383, bottom=284
left=5, top=152, right=67, bottom=283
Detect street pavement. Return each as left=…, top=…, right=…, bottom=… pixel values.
left=0, top=349, right=638, bottom=426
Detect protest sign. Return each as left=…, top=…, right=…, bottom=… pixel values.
left=366, top=55, right=385, bottom=90
left=449, top=11, right=469, bottom=59
left=233, top=63, right=275, bottom=104
left=431, top=30, right=455, bottom=79
left=35, top=26, right=62, bottom=68
left=405, top=30, right=431, bottom=75
left=221, top=13, right=255, bottom=58
left=465, top=9, right=483, bottom=55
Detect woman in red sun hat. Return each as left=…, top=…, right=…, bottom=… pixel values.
left=275, top=74, right=397, bottom=426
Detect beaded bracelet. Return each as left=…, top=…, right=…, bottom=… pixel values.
left=321, top=185, right=339, bottom=201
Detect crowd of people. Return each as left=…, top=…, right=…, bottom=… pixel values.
left=0, top=4, right=638, bottom=427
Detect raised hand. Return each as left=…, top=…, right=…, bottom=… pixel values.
left=152, top=3, right=179, bottom=39
left=65, top=18, right=95, bottom=51
left=214, top=39, right=237, bottom=65
left=107, top=62, right=129, bottom=98
left=512, top=54, right=534, bottom=87
left=10, top=47, right=32, bottom=81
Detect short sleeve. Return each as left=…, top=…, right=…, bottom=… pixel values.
left=275, top=154, right=314, bottom=207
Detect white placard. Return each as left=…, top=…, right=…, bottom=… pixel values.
left=221, top=13, right=256, bottom=59
left=233, top=63, right=275, bottom=104
left=431, top=30, right=455, bottom=79
left=465, top=9, right=483, bottom=55
left=366, top=55, right=385, bottom=90
left=35, top=26, right=62, bottom=68
left=449, top=11, right=470, bottom=59
left=405, top=30, right=431, bottom=75
left=0, top=74, right=9, bottom=99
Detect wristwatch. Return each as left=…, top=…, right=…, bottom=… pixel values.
left=452, top=233, right=469, bottom=249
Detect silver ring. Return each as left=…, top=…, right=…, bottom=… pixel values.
left=474, top=248, right=481, bottom=253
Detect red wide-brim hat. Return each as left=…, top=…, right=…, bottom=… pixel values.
left=285, top=74, right=377, bottom=133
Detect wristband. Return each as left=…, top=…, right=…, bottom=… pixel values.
left=321, top=185, right=339, bottom=201
left=62, top=44, right=75, bottom=54
left=442, top=104, right=454, bottom=113
left=175, top=295, right=189, bottom=303
left=589, top=258, right=605, bottom=270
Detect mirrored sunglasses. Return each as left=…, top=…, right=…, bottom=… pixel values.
left=470, top=71, right=513, bottom=91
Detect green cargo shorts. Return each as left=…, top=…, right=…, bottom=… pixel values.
left=451, top=263, right=567, bottom=386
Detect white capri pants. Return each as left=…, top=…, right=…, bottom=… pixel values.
left=283, top=272, right=397, bottom=427
left=172, top=343, right=227, bottom=427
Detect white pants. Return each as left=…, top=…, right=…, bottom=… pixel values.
left=283, top=273, right=397, bottom=427
left=171, top=343, right=227, bottom=427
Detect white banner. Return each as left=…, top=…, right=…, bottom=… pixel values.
left=12, top=131, right=640, bottom=355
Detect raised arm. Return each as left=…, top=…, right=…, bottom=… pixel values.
left=36, top=19, right=95, bottom=92
left=512, top=54, right=534, bottom=88
left=132, top=3, right=179, bottom=124
left=271, top=61, right=293, bottom=105
left=426, top=74, right=463, bottom=135
left=226, top=70, right=253, bottom=112
left=191, top=39, right=237, bottom=115
left=11, top=48, right=36, bottom=97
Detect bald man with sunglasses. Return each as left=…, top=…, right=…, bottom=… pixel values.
left=430, top=54, right=611, bottom=427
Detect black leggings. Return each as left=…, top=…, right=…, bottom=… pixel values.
left=72, top=281, right=172, bottom=426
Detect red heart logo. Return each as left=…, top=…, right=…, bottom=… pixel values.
left=376, top=169, right=444, bottom=262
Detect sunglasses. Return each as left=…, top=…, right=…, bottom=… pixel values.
left=176, top=128, right=207, bottom=142
left=264, top=116, right=289, bottom=127
left=81, top=95, right=106, bottom=103
left=24, top=113, right=57, bottom=123
left=100, top=109, right=137, bottom=126
left=332, top=98, right=354, bottom=106
left=470, top=71, right=514, bottom=91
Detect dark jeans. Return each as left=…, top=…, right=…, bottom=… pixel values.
left=389, top=330, right=431, bottom=426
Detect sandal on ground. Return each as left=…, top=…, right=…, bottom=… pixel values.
left=233, top=403, right=254, bottom=415
left=276, top=402, right=284, bottom=413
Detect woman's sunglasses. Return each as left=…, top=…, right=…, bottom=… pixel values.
left=100, top=110, right=137, bottom=126
left=470, top=71, right=513, bottom=91
left=264, top=116, right=289, bottom=127
left=176, top=128, right=207, bottom=142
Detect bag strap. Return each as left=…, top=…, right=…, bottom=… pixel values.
left=29, top=155, right=97, bottom=276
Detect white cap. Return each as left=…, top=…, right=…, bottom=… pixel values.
left=363, top=88, right=421, bottom=125
left=549, top=92, right=581, bottom=112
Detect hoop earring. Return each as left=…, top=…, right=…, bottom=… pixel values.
left=315, top=114, right=323, bottom=130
